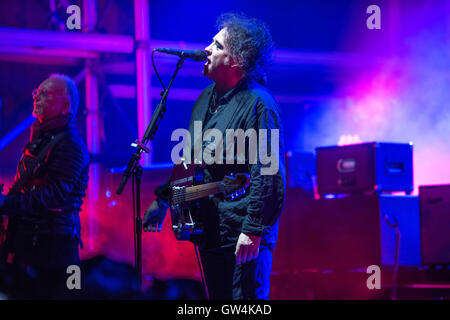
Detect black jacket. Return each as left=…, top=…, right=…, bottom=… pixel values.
left=0, top=116, right=89, bottom=243
left=157, top=79, right=286, bottom=249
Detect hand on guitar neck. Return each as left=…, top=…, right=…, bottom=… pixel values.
left=142, top=162, right=250, bottom=240
left=143, top=198, right=169, bottom=232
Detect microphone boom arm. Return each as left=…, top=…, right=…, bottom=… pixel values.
left=116, top=57, right=185, bottom=195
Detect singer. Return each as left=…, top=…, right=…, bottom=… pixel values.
left=143, top=13, right=285, bottom=300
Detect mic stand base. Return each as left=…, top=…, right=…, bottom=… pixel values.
left=132, top=164, right=143, bottom=291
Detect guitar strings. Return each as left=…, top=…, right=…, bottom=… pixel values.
left=174, top=184, right=236, bottom=199
left=172, top=188, right=220, bottom=203
left=171, top=183, right=242, bottom=203
left=173, top=189, right=241, bottom=203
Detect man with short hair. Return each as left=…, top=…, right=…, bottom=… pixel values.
left=0, top=74, right=89, bottom=299
left=143, top=13, right=285, bottom=300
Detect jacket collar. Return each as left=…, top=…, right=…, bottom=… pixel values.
left=30, top=114, right=74, bottom=141
left=213, top=78, right=248, bottom=106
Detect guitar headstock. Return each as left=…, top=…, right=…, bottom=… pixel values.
left=222, top=173, right=250, bottom=200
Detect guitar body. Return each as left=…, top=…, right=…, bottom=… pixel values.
left=169, top=162, right=203, bottom=241
left=168, top=161, right=250, bottom=241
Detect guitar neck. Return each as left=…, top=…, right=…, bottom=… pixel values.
left=183, top=182, right=223, bottom=202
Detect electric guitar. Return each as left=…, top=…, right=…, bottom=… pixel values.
left=169, top=161, right=250, bottom=241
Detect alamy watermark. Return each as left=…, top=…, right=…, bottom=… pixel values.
left=66, top=5, right=81, bottom=30
left=366, top=265, right=381, bottom=290
left=366, top=5, right=381, bottom=30
left=170, top=121, right=280, bottom=175
left=66, top=265, right=81, bottom=290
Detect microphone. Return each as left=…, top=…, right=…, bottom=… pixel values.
left=155, top=48, right=207, bottom=62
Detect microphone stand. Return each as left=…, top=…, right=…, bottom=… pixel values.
left=116, top=57, right=185, bottom=290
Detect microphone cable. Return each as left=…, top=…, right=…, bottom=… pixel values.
left=151, top=49, right=167, bottom=93
left=383, top=213, right=401, bottom=300
left=194, top=244, right=210, bottom=300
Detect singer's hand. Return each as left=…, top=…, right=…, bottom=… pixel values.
left=143, top=199, right=168, bottom=232
left=235, top=233, right=261, bottom=265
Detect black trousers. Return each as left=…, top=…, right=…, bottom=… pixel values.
left=199, top=245, right=273, bottom=300
left=3, top=232, right=80, bottom=299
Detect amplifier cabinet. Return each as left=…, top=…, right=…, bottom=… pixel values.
left=420, top=185, right=450, bottom=265
left=292, top=194, right=421, bottom=269
left=316, top=142, right=413, bottom=195
left=286, top=151, right=316, bottom=196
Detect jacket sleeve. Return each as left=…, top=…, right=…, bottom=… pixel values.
left=154, top=179, right=171, bottom=203
left=241, top=101, right=286, bottom=237
left=1, top=135, right=89, bottom=217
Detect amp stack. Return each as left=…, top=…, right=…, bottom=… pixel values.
left=273, top=143, right=450, bottom=299
left=309, top=142, right=420, bottom=269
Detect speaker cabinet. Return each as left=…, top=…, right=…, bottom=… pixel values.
left=420, top=185, right=450, bottom=265
left=316, top=142, right=413, bottom=195
left=291, top=194, right=421, bottom=270
left=286, top=151, right=315, bottom=197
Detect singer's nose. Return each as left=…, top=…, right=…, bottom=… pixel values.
left=205, top=44, right=212, bottom=54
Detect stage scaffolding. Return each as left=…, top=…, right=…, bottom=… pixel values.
left=0, top=0, right=373, bottom=252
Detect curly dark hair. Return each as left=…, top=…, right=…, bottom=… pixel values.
left=217, top=13, right=274, bottom=86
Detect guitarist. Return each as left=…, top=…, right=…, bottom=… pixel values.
left=143, top=13, right=286, bottom=300
left=0, top=74, right=89, bottom=299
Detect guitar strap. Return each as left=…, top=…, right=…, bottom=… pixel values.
left=0, top=131, right=69, bottom=261
left=9, top=131, right=69, bottom=195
